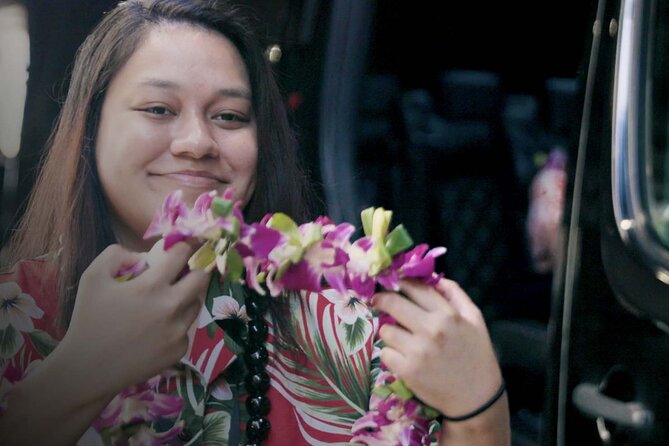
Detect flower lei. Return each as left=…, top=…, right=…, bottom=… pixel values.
left=119, top=188, right=447, bottom=445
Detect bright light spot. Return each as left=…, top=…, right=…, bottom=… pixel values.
left=620, top=219, right=633, bottom=231
left=0, top=4, right=29, bottom=159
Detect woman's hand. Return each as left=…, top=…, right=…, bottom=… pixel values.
left=0, top=242, right=210, bottom=446
left=60, top=242, right=210, bottom=395
left=374, top=278, right=510, bottom=444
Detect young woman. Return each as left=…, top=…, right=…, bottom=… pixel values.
left=0, top=1, right=510, bottom=444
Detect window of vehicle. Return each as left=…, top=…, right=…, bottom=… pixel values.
left=613, top=0, right=669, bottom=281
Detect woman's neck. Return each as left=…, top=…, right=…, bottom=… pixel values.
left=110, top=219, right=154, bottom=253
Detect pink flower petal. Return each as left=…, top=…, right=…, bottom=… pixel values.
left=114, top=259, right=148, bottom=281
left=279, top=260, right=323, bottom=293
left=250, top=224, right=284, bottom=258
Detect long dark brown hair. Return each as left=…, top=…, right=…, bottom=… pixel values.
left=4, top=0, right=315, bottom=337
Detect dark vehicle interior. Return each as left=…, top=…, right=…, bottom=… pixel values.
left=2, top=0, right=669, bottom=445
left=545, top=0, right=669, bottom=444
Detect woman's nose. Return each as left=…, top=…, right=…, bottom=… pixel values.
left=170, top=112, right=218, bottom=159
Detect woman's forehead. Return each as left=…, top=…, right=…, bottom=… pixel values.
left=110, top=22, right=251, bottom=96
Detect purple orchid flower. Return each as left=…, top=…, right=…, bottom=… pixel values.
left=143, top=191, right=188, bottom=240
left=351, top=394, right=431, bottom=446
left=376, top=244, right=447, bottom=292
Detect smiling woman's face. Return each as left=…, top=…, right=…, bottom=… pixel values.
left=95, top=23, right=258, bottom=251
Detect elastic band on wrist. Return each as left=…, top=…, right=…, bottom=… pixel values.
left=439, top=380, right=506, bottom=422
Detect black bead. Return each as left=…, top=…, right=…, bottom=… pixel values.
left=243, top=289, right=272, bottom=444
left=245, top=370, right=270, bottom=395
left=246, top=417, right=271, bottom=441
left=216, top=317, right=245, bottom=339
left=245, top=344, right=269, bottom=372
left=246, top=394, right=271, bottom=416
left=246, top=295, right=269, bottom=318
left=247, top=318, right=269, bottom=345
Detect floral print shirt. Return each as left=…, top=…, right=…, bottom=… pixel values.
left=0, top=259, right=381, bottom=445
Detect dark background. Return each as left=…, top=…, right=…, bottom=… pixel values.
left=369, top=1, right=594, bottom=92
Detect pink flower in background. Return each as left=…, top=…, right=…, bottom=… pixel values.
left=527, top=146, right=568, bottom=273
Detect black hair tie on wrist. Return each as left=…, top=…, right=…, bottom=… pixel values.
left=439, top=380, right=506, bottom=423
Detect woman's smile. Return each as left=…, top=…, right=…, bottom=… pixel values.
left=154, top=171, right=224, bottom=189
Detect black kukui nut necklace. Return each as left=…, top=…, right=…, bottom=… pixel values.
left=243, top=291, right=271, bottom=446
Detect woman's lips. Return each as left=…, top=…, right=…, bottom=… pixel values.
left=159, top=172, right=222, bottom=188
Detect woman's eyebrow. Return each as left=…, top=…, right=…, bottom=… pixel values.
left=216, top=87, right=251, bottom=100
left=138, top=78, right=179, bottom=89
left=138, top=78, right=251, bottom=100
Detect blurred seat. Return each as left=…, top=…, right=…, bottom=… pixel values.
left=397, top=70, right=521, bottom=306
left=440, top=69, right=503, bottom=121
left=502, top=94, right=545, bottom=192
left=354, top=74, right=403, bottom=212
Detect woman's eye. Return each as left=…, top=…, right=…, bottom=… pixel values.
left=143, top=106, right=172, bottom=116
left=214, top=112, right=249, bottom=123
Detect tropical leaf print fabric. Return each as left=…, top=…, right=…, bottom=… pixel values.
left=0, top=259, right=383, bottom=445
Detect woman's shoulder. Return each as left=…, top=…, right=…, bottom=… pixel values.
left=0, top=256, right=61, bottom=335
left=1, top=254, right=57, bottom=276
left=0, top=257, right=62, bottom=417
